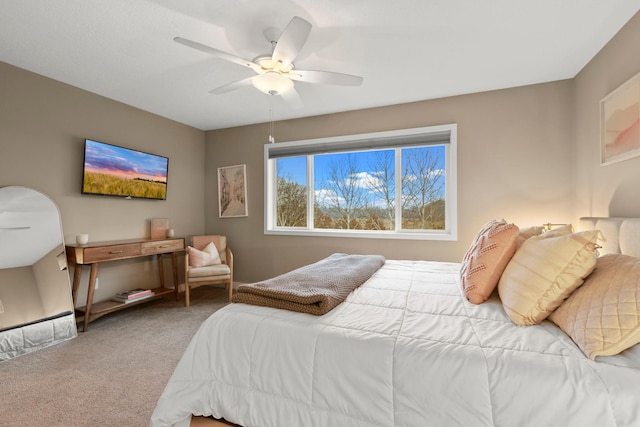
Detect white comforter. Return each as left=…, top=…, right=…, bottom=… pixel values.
left=151, top=260, right=640, bottom=427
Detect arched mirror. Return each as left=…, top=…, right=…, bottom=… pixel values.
left=0, top=186, right=77, bottom=361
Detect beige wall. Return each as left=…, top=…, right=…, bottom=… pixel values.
left=573, top=11, right=640, bottom=219
left=205, top=80, right=575, bottom=282
left=0, top=61, right=206, bottom=305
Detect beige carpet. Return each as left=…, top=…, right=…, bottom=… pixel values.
left=0, top=286, right=229, bottom=427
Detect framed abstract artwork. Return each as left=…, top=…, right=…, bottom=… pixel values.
left=600, top=71, right=640, bottom=165
left=218, top=164, right=248, bottom=218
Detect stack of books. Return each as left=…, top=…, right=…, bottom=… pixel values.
left=111, top=288, right=155, bottom=304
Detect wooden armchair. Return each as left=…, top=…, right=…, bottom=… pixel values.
left=184, top=235, right=233, bottom=306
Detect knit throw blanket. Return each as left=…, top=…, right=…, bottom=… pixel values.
left=232, top=253, right=386, bottom=315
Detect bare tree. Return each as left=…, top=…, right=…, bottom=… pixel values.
left=367, top=150, right=395, bottom=226
left=276, top=148, right=445, bottom=231
left=313, top=202, right=334, bottom=228
left=276, top=177, right=307, bottom=227
left=318, top=154, right=369, bottom=229
left=362, top=210, right=388, bottom=230
left=402, top=148, right=445, bottom=229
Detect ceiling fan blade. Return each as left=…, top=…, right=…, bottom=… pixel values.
left=272, top=16, right=312, bottom=68
left=289, top=70, right=363, bottom=86
left=209, top=77, right=255, bottom=95
left=280, top=87, right=304, bottom=109
left=174, top=37, right=262, bottom=73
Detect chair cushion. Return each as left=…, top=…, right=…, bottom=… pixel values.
left=188, top=263, right=230, bottom=279
left=187, top=242, right=221, bottom=267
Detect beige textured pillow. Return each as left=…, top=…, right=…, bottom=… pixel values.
left=187, top=242, right=221, bottom=267
left=550, top=254, right=640, bottom=360
left=460, top=220, right=519, bottom=304
left=498, top=230, right=600, bottom=325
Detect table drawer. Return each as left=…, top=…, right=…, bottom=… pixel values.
left=83, top=244, right=142, bottom=262
left=141, top=239, right=184, bottom=255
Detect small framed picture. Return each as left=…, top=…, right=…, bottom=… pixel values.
left=217, top=164, right=248, bottom=218
left=600, top=71, right=640, bottom=165
left=150, top=218, right=169, bottom=239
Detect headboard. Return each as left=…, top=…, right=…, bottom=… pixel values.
left=579, top=217, right=640, bottom=257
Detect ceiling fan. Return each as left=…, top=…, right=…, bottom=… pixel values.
left=174, top=16, right=363, bottom=107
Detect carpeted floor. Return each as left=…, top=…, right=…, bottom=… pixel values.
left=0, top=286, right=229, bottom=427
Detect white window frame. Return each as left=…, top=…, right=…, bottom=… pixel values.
left=264, top=124, right=457, bottom=240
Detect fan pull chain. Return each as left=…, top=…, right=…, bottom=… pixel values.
left=269, top=104, right=275, bottom=144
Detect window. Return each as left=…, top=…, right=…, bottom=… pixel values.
left=265, top=124, right=457, bottom=240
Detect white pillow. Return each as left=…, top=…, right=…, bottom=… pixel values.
left=187, top=242, right=221, bottom=267
left=498, top=230, right=600, bottom=326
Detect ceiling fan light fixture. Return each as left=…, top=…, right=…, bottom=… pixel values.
left=252, top=72, right=294, bottom=96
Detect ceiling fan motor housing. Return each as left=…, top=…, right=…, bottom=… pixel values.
left=252, top=71, right=294, bottom=95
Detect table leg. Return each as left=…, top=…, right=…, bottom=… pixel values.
left=157, top=254, right=165, bottom=288
left=71, top=264, right=82, bottom=307
left=171, top=251, right=179, bottom=301
left=84, top=263, right=99, bottom=332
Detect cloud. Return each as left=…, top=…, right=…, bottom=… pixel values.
left=314, top=189, right=342, bottom=206
left=404, top=168, right=445, bottom=182
left=348, top=171, right=384, bottom=189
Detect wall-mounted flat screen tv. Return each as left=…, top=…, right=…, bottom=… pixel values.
left=81, top=139, right=169, bottom=200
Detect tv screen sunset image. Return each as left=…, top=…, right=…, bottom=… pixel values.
left=82, top=139, right=168, bottom=200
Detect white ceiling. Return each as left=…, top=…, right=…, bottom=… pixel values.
left=0, top=1, right=639, bottom=131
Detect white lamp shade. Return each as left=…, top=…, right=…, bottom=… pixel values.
left=252, top=72, right=294, bottom=95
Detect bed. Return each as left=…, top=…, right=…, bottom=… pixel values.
left=151, top=217, right=640, bottom=427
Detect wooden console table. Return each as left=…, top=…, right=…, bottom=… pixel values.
left=66, top=237, right=185, bottom=331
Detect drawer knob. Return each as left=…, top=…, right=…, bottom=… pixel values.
left=109, top=250, right=124, bottom=254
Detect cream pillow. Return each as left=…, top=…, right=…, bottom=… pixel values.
left=550, top=254, right=640, bottom=360
left=516, top=225, right=544, bottom=250
left=187, top=242, right=221, bottom=267
left=460, top=220, right=519, bottom=304
left=515, top=224, right=572, bottom=250
left=540, top=223, right=573, bottom=239
left=498, top=230, right=600, bottom=326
